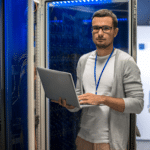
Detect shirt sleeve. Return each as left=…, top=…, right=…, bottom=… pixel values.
left=123, top=57, right=144, bottom=114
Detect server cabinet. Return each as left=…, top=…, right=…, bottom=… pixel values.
left=35, top=0, right=137, bottom=149
left=0, top=0, right=5, bottom=149
left=5, top=0, right=28, bottom=149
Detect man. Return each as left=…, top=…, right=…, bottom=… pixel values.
left=51, top=9, right=144, bottom=150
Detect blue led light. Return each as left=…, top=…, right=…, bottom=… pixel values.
left=117, top=18, right=128, bottom=21
left=50, top=20, right=63, bottom=23
left=82, top=18, right=127, bottom=23
left=83, top=19, right=92, bottom=23
left=49, top=0, right=112, bottom=7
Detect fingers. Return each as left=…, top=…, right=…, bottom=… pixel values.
left=78, top=95, right=89, bottom=101
left=51, top=99, right=59, bottom=103
left=78, top=95, right=86, bottom=100
left=58, top=97, right=62, bottom=105
left=80, top=100, right=88, bottom=104
left=59, top=98, right=67, bottom=107
left=65, top=105, right=75, bottom=109
left=61, top=99, right=66, bottom=106
left=78, top=93, right=97, bottom=105
left=78, top=94, right=88, bottom=104
left=61, top=99, right=75, bottom=109
left=78, top=93, right=93, bottom=99
left=51, top=97, right=63, bottom=105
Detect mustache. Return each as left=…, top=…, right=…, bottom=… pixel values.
left=96, top=38, right=105, bottom=40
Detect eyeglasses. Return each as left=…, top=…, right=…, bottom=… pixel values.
left=91, top=25, right=113, bottom=33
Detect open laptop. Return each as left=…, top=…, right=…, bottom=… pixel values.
left=37, top=67, right=97, bottom=108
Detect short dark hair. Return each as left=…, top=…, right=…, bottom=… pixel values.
left=92, top=9, right=118, bottom=28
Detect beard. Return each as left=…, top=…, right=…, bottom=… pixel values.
left=96, top=43, right=111, bottom=49
left=92, top=35, right=114, bottom=49
left=95, top=40, right=113, bottom=49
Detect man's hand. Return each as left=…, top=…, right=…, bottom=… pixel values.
left=51, top=97, right=75, bottom=109
left=78, top=93, right=125, bottom=112
left=78, top=93, right=105, bottom=105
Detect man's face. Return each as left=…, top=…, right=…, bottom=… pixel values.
left=92, top=16, right=118, bottom=49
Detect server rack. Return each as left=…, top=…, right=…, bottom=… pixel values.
left=0, top=0, right=5, bottom=149
left=5, top=0, right=28, bottom=149
left=34, top=0, right=137, bottom=149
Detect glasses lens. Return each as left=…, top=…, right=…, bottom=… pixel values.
left=92, top=26, right=112, bottom=33
left=92, top=26, right=99, bottom=32
left=103, top=26, right=111, bottom=33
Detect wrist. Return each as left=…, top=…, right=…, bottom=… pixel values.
left=98, top=95, right=107, bottom=105
left=101, top=95, right=107, bottom=105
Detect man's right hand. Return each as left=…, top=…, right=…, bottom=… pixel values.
left=51, top=97, right=75, bottom=109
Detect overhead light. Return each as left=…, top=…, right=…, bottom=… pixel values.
left=49, top=0, right=112, bottom=6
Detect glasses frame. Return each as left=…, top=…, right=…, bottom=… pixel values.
left=91, top=25, right=113, bottom=33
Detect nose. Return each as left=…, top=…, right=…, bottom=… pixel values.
left=98, top=28, right=104, bottom=37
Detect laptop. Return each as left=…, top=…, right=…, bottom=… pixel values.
left=37, top=67, right=97, bottom=108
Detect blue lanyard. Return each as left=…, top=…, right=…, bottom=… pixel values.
left=94, top=48, right=114, bottom=95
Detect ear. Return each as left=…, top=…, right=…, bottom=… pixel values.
left=114, top=27, right=119, bottom=38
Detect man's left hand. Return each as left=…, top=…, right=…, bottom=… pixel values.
left=78, top=93, right=106, bottom=105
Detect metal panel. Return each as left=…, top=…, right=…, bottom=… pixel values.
left=28, top=0, right=35, bottom=150
left=131, top=0, right=137, bottom=62
left=39, top=1, right=46, bottom=149
left=128, top=0, right=137, bottom=150
left=46, top=98, right=50, bottom=150
left=35, top=2, right=42, bottom=150
left=46, top=4, right=50, bottom=150
left=128, top=0, right=132, bottom=55
left=35, top=0, right=46, bottom=149
left=35, top=5, right=41, bottom=150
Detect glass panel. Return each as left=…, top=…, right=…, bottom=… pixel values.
left=5, top=0, right=28, bottom=149
left=46, top=1, right=129, bottom=149
left=0, top=0, right=5, bottom=149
